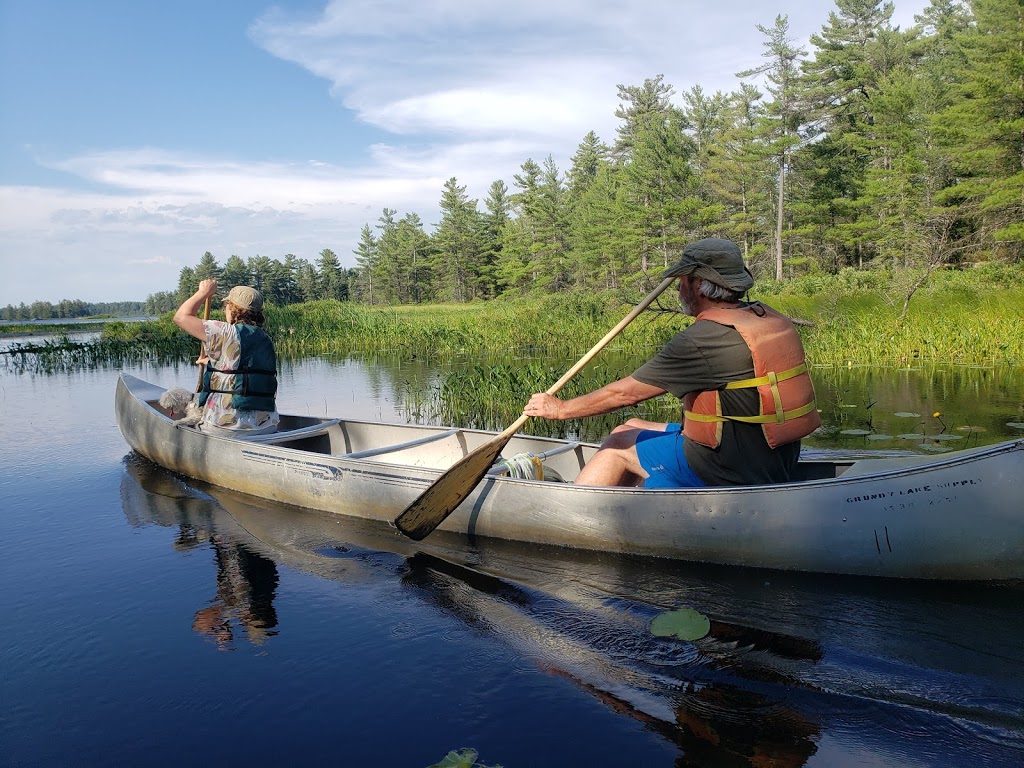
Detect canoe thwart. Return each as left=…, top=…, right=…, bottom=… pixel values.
left=239, top=419, right=341, bottom=444
left=341, top=428, right=463, bottom=460
left=173, top=418, right=341, bottom=444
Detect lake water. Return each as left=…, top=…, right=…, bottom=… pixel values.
left=2, top=356, right=1022, bottom=767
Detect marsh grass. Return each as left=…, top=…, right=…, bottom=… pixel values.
left=6, top=265, right=1021, bottom=381
left=1, top=329, right=193, bottom=374
left=264, top=294, right=636, bottom=360
left=414, top=358, right=683, bottom=441
left=2, top=314, right=192, bottom=373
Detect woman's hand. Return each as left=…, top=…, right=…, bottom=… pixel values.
left=196, top=279, right=218, bottom=300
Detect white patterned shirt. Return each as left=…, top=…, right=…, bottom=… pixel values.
left=200, top=320, right=279, bottom=433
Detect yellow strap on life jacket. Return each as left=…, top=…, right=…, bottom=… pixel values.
left=684, top=399, right=818, bottom=425
left=699, top=362, right=810, bottom=424
left=688, top=360, right=815, bottom=428
left=721, top=362, right=808, bottom=390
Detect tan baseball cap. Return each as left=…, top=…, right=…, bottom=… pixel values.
left=224, top=285, right=264, bottom=311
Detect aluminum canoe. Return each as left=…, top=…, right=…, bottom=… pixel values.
left=115, top=373, right=1024, bottom=580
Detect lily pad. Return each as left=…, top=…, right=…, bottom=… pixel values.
left=427, top=749, right=491, bottom=768
left=867, top=434, right=892, bottom=441
left=840, top=429, right=872, bottom=436
left=897, top=433, right=925, bottom=440
left=931, top=434, right=963, bottom=441
left=651, top=608, right=711, bottom=641
left=957, top=425, right=985, bottom=432
left=1007, top=422, right=1024, bottom=430
left=894, top=412, right=920, bottom=418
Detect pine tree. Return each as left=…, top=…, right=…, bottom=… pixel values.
left=352, top=224, right=378, bottom=304
left=295, top=259, right=319, bottom=303
left=246, top=256, right=274, bottom=295
left=800, top=0, right=906, bottom=268
left=704, top=83, right=774, bottom=261
left=738, top=15, right=808, bottom=279
left=316, top=249, right=345, bottom=302
left=176, top=266, right=197, bottom=302
left=374, top=208, right=402, bottom=303
left=396, top=213, right=431, bottom=303
left=937, top=0, right=1024, bottom=256
left=618, top=90, right=696, bottom=275
left=613, top=74, right=676, bottom=161
left=478, top=180, right=512, bottom=298
left=433, top=177, right=483, bottom=302
left=566, top=131, right=610, bottom=203
left=220, top=255, right=250, bottom=288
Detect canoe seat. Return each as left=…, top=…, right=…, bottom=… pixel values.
left=237, top=419, right=342, bottom=444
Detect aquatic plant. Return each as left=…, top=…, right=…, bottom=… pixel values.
left=1, top=333, right=193, bottom=374
left=426, top=748, right=502, bottom=768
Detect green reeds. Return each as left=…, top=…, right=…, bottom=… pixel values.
left=756, top=265, right=1024, bottom=367
left=2, top=327, right=194, bottom=374
left=409, top=359, right=683, bottom=441
left=7, top=262, right=1022, bottom=374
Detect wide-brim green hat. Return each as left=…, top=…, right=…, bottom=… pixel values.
left=662, top=238, right=754, bottom=293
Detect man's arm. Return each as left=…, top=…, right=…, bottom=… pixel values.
left=525, top=376, right=665, bottom=421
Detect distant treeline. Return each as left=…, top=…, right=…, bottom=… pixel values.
left=0, top=299, right=148, bottom=321
left=158, top=250, right=358, bottom=312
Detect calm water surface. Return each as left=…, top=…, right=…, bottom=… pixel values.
left=2, top=356, right=1022, bottom=767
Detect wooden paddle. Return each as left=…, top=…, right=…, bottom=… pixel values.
left=394, top=276, right=677, bottom=541
left=193, top=297, right=212, bottom=393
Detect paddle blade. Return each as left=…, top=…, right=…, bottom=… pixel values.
left=394, top=433, right=512, bottom=541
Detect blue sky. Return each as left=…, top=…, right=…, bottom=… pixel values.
left=0, top=0, right=929, bottom=306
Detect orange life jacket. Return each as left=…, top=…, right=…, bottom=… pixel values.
left=682, top=303, right=820, bottom=449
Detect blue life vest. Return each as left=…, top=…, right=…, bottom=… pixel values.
left=197, top=324, right=277, bottom=412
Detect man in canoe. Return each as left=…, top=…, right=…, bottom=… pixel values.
left=525, top=238, right=820, bottom=487
left=173, top=279, right=279, bottom=436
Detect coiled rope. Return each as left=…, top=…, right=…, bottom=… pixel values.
left=492, top=452, right=546, bottom=480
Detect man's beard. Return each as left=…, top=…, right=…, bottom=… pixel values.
left=678, top=284, right=698, bottom=316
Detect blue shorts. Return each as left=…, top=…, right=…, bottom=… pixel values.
left=634, top=423, right=705, bottom=489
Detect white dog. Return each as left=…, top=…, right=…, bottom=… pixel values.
left=158, top=387, right=204, bottom=426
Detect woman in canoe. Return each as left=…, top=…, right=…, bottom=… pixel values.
left=173, top=279, right=279, bottom=437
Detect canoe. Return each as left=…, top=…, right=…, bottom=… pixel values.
left=115, top=373, right=1024, bottom=581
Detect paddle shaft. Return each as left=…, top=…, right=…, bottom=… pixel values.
left=193, top=297, right=211, bottom=393
left=394, top=276, right=677, bottom=540
left=483, top=275, right=679, bottom=441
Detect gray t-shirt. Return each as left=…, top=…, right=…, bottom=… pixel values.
left=632, top=316, right=800, bottom=486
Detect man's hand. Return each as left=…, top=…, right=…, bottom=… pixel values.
left=524, top=393, right=563, bottom=420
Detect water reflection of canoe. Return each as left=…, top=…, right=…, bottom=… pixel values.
left=115, top=373, right=1024, bottom=581
left=120, top=461, right=1024, bottom=766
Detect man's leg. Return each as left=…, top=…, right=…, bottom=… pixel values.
left=574, top=419, right=670, bottom=487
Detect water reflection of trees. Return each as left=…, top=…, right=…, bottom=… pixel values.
left=811, top=364, right=1024, bottom=450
